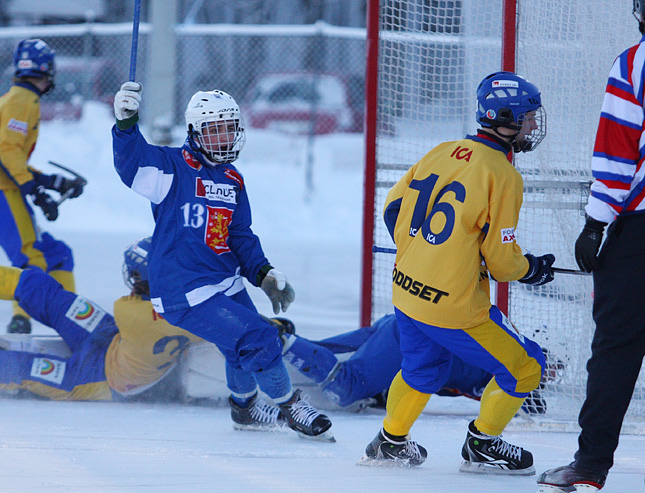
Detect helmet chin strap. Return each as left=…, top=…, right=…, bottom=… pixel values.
left=187, top=129, right=223, bottom=165
left=489, top=125, right=519, bottom=145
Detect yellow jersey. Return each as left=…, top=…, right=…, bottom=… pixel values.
left=383, top=133, right=530, bottom=329
left=0, top=84, right=41, bottom=191
left=105, top=295, right=203, bottom=396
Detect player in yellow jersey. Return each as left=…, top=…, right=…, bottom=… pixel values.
left=0, top=39, right=85, bottom=334
left=361, top=72, right=555, bottom=475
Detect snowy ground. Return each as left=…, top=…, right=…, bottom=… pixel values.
left=0, top=103, right=642, bottom=491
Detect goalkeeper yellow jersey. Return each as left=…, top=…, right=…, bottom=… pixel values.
left=383, top=132, right=530, bottom=329
left=106, top=295, right=203, bottom=396
left=0, top=83, right=41, bottom=191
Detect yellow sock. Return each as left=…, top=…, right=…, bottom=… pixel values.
left=383, top=371, right=431, bottom=437
left=474, top=377, right=525, bottom=436
left=0, top=266, right=22, bottom=301
left=50, top=269, right=76, bottom=293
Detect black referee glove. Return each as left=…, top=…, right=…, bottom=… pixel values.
left=574, top=216, right=607, bottom=273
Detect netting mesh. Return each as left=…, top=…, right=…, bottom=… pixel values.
left=370, top=0, right=645, bottom=427
left=372, top=0, right=503, bottom=321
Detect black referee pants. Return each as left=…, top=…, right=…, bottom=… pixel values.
left=574, top=212, right=645, bottom=473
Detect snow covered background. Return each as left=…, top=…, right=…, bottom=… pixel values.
left=0, top=102, right=642, bottom=492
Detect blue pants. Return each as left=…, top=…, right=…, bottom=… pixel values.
left=396, top=306, right=544, bottom=398
left=0, top=268, right=117, bottom=399
left=160, top=290, right=291, bottom=402
left=285, top=314, right=495, bottom=407
left=0, top=190, right=74, bottom=272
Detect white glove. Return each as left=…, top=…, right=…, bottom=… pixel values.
left=260, top=269, right=295, bottom=315
left=114, top=82, right=142, bottom=121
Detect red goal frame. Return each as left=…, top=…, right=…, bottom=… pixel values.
left=360, top=0, right=518, bottom=326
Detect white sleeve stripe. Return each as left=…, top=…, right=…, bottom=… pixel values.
left=591, top=155, right=638, bottom=176
left=633, top=44, right=645, bottom=99
left=604, top=92, right=644, bottom=127
left=131, top=166, right=174, bottom=204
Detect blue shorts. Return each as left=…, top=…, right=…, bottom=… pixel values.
left=395, top=306, right=544, bottom=398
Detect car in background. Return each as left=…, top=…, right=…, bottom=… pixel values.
left=243, top=72, right=362, bottom=134
left=1, top=56, right=121, bottom=121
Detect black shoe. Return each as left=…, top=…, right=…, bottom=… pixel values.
left=537, top=464, right=606, bottom=492
left=229, top=394, right=285, bottom=431
left=279, top=389, right=334, bottom=441
left=360, top=428, right=427, bottom=467
left=7, top=315, right=30, bottom=334
left=460, top=420, right=535, bottom=475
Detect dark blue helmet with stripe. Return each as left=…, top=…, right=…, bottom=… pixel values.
left=476, top=71, right=546, bottom=152
left=123, top=237, right=152, bottom=298
left=13, top=39, right=55, bottom=79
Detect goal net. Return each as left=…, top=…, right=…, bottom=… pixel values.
left=363, top=0, right=645, bottom=429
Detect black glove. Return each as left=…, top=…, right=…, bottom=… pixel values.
left=35, top=173, right=84, bottom=198
left=519, top=253, right=555, bottom=286
left=32, top=186, right=59, bottom=221
left=53, top=175, right=84, bottom=198
left=574, top=216, right=607, bottom=272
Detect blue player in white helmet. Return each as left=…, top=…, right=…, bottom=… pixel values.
left=0, top=39, right=85, bottom=335
left=112, top=83, right=333, bottom=441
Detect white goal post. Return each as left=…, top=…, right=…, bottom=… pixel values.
left=361, top=0, right=645, bottom=428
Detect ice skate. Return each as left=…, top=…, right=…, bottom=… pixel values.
left=279, top=389, right=334, bottom=442
left=229, top=394, right=286, bottom=431
left=459, top=420, right=535, bottom=475
left=358, top=429, right=427, bottom=467
left=537, top=464, right=606, bottom=492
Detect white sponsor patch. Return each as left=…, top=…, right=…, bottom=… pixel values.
left=492, top=80, right=519, bottom=88
left=7, top=118, right=28, bottom=135
left=65, top=297, right=105, bottom=333
left=195, top=178, right=237, bottom=203
left=501, top=227, right=516, bottom=243
left=31, top=358, right=66, bottom=385
left=17, top=60, right=34, bottom=69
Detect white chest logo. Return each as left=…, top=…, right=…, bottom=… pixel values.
left=195, top=178, right=236, bottom=204
left=501, top=227, right=516, bottom=244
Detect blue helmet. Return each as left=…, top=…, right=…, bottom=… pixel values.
left=476, top=71, right=546, bottom=152
left=13, top=39, right=55, bottom=79
left=123, top=237, right=152, bottom=297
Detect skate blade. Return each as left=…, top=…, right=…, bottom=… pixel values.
left=296, top=429, right=336, bottom=443
left=537, top=484, right=600, bottom=493
left=459, top=460, right=535, bottom=476
left=232, top=423, right=288, bottom=432
left=356, top=456, right=418, bottom=468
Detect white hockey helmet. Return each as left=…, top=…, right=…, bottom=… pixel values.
left=185, top=90, right=246, bottom=164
